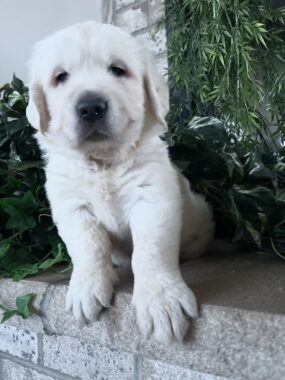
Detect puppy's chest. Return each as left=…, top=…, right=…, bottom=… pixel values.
left=82, top=172, right=131, bottom=234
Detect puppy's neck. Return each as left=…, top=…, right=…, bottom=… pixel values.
left=39, top=126, right=165, bottom=175
left=83, top=143, right=136, bottom=169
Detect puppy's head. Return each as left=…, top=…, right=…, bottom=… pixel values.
left=26, top=22, right=169, bottom=160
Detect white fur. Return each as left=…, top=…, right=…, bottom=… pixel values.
left=26, top=21, right=214, bottom=344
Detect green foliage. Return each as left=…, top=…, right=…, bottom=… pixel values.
left=166, top=117, right=285, bottom=257
left=1, top=1, right=285, bottom=284
left=166, top=0, right=285, bottom=137
left=0, top=293, right=34, bottom=323
left=165, top=0, right=285, bottom=257
left=0, top=76, right=70, bottom=280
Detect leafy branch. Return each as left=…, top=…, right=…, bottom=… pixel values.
left=0, top=76, right=70, bottom=281
left=166, top=0, right=285, bottom=139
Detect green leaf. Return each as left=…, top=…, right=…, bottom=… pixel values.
left=1, top=310, right=19, bottom=323
left=276, top=189, right=285, bottom=204
left=0, top=240, right=10, bottom=258
left=234, top=186, right=275, bottom=206
left=39, top=244, right=67, bottom=270
left=11, top=75, right=27, bottom=94
left=223, top=152, right=244, bottom=178
left=15, top=293, right=34, bottom=319
left=1, top=293, right=34, bottom=323
left=0, top=192, right=37, bottom=215
left=245, top=220, right=261, bottom=247
left=6, top=211, right=36, bottom=232
left=0, top=192, right=38, bottom=232
left=8, top=92, right=23, bottom=108
left=12, top=264, right=40, bottom=281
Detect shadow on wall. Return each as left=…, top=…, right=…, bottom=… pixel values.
left=0, top=0, right=113, bottom=84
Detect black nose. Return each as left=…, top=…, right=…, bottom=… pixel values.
left=76, top=94, right=108, bottom=123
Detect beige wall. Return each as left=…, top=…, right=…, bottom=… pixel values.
left=0, top=0, right=112, bottom=84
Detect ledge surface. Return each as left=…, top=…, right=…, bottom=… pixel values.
left=0, top=252, right=284, bottom=379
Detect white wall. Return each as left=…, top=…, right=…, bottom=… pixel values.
left=0, top=0, right=112, bottom=84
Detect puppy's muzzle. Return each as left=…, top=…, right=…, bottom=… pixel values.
left=76, top=93, right=108, bottom=123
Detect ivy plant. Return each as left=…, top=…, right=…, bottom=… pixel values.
left=166, top=116, right=285, bottom=258
left=0, top=293, right=35, bottom=323
left=0, top=76, right=70, bottom=281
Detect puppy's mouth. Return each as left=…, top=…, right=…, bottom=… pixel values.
left=78, top=121, right=112, bottom=143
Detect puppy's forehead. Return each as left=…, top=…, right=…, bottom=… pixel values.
left=31, top=22, right=144, bottom=80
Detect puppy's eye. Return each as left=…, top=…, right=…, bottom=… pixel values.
left=55, top=71, right=69, bottom=84
left=110, top=65, right=126, bottom=77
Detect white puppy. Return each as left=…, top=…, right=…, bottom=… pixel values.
left=26, top=21, right=214, bottom=344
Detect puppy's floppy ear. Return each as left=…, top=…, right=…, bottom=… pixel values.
left=144, top=51, right=169, bottom=132
left=26, top=83, right=50, bottom=134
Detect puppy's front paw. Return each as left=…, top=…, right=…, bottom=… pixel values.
left=66, top=266, right=118, bottom=322
left=133, top=276, right=198, bottom=344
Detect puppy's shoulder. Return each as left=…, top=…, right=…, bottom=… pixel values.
left=136, top=134, right=169, bottom=163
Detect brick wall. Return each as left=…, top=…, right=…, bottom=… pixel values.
left=114, top=0, right=168, bottom=77
left=1, top=260, right=284, bottom=380
left=0, top=324, right=136, bottom=379
left=0, top=275, right=228, bottom=380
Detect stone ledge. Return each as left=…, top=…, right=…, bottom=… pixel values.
left=0, top=253, right=284, bottom=379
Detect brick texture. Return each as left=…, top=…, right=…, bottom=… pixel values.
left=0, top=325, right=38, bottom=363
left=116, top=2, right=148, bottom=34
left=115, top=0, right=137, bottom=10
left=142, top=359, right=230, bottom=380
left=2, top=360, right=56, bottom=380
left=43, top=334, right=136, bottom=379
left=136, top=27, right=167, bottom=55
left=149, top=0, right=165, bottom=24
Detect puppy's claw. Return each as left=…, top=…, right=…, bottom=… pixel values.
left=179, top=288, right=199, bottom=319
left=133, top=278, right=198, bottom=344
left=66, top=266, right=117, bottom=323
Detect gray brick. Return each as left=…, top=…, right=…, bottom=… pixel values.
left=0, top=325, right=38, bottom=363
left=115, top=0, right=137, bottom=10
left=149, top=0, right=165, bottom=24
left=43, top=334, right=135, bottom=379
left=142, top=359, right=229, bottom=380
left=136, top=27, right=167, bottom=55
left=2, top=359, right=56, bottom=380
left=155, top=54, right=168, bottom=77
left=116, top=2, right=148, bottom=34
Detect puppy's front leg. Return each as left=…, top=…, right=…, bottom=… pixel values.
left=130, top=175, right=198, bottom=344
left=50, top=198, right=118, bottom=323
